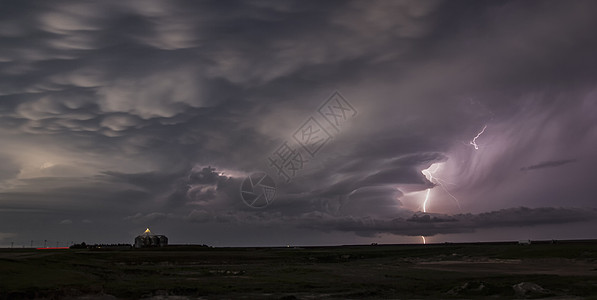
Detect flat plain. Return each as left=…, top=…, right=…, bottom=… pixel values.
left=1, top=241, right=597, bottom=299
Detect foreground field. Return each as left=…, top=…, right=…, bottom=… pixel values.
left=1, top=241, right=597, bottom=299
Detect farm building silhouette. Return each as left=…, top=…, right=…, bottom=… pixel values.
left=134, top=228, right=168, bottom=248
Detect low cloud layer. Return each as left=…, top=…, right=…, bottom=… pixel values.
left=520, top=159, right=577, bottom=171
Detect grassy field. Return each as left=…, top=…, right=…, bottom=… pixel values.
left=1, top=241, right=597, bottom=299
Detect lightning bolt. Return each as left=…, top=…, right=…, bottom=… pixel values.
left=469, top=125, right=487, bottom=150
left=417, top=124, right=488, bottom=244
left=422, top=188, right=431, bottom=213
left=421, top=163, right=462, bottom=212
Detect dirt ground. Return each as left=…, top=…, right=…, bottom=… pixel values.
left=415, top=257, right=597, bottom=276
left=1, top=241, right=597, bottom=299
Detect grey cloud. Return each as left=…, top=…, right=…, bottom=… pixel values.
left=0, top=176, right=152, bottom=214
left=102, top=170, right=184, bottom=192
left=520, top=159, right=577, bottom=171
left=38, top=164, right=88, bottom=177
left=124, top=212, right=169, bottom=225
left=465, top=207, right=597, bottom=227
left=184, top=209, right=213, bottom=223
left=301, top=207, right=597, bottom=237
left=407, top=213, right=456, bottom=223
left=102, top=166, right=241, bottom=210
left=339, top=186, right=403, bottom=218
left=100, top=114, right=144, bottom=131
left=0, top=154, right=20, bottom=182
left=95, top=68, right=208, bottom=119
left=188, top=166, right=222, bottom=185
left=286, top=151, right=444, bottom=205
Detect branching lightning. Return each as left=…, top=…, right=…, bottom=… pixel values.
left=417, top=124, right=488, bottom=244
left=419, top=162, right=463, bottom=244
left=416, top=125, right=489, bottom=244
left=469, top=125, right=487, bottom=150
left=421, top=163, right=462, bottom=212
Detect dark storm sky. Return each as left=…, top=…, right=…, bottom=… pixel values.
left=1, top=0, right=596, bottom=246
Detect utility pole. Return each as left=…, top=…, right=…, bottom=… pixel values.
left=44, top=240, right=47, bottom=248
left=30, top=240, right=33, bottom=248
left=11, top=242, right=13, bottom=248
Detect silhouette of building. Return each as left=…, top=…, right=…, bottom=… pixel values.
left=134, top=228, right=168, bottom=248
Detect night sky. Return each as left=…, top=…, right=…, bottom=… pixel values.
left=1, top=0, right=596, bottom=247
